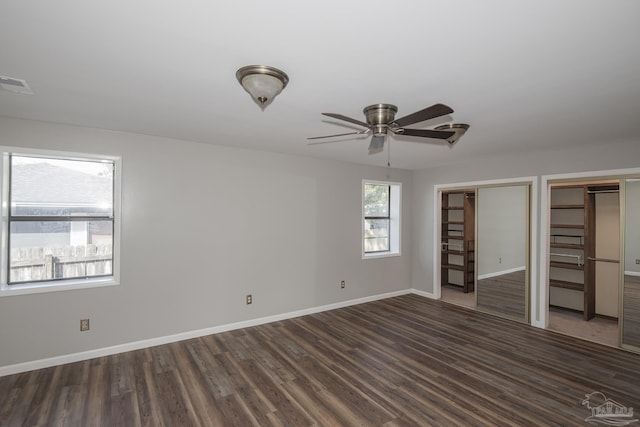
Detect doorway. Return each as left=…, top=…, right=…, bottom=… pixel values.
left=547, top=181, right=620, bottom=347
left=438, top=182, right=531, bottom=324
left=440, top=189, right=476, bottom=308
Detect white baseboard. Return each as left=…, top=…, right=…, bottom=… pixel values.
left=0, top=289, right=412, bottom=377
left=411, top=289, right=437, bottom=299
left=530, top=319, right=546, bottom=329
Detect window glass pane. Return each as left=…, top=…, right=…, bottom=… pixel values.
left=10, top=155, right=113, bottom=217
left=364, top=184, right=389, bottom=217
left=364, top=219, right=389, bottom=252
left=9, top=220, right=113, bottom=283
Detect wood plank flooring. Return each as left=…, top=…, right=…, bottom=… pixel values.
left=1, top=294, right=639, bottom=426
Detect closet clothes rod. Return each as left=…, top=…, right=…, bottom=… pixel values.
left=587, top=257, right=619, bottom=263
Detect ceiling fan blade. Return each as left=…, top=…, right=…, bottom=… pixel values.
left=368, top=135, right=385, bottom=154
left=322, top=113, right=370, bottom=128
left=307, top=131, right=366, bottom=140
left=392, top=103, right=454, bottom=127
left=308, top=139, right=357, bottom=146
left=396, top=128, right=455, bottom=140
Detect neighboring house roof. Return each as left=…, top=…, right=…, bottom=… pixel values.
left=11, top=163, right=112, bottom=208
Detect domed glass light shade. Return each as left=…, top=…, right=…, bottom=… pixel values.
left=236, top=65, right=289, bottom=109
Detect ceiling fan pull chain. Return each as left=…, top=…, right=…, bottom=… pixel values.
left=387, top=140, right=391, bottom=167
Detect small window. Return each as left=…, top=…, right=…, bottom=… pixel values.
left=1, top=149, right=120, bottom=295
left=363, top=180, right=401, bottom=258
left=364, top=183, right=390, bottom=252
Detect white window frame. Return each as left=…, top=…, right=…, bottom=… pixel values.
left=362, top=179, right=401, bottom=259
left=0, top=146, right=121, bottom=297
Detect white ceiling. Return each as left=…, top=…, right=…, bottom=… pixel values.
left=1, top=1, right=639, bottom=170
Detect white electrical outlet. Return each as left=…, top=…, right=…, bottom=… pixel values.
left=340, top=280, right=345, bottom=288
left=246, top=294, right=252, bottom=305
left=80, top=319, right=90, bottom=331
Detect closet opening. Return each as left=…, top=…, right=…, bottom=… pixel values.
left=440, top=189, right=476, bottom=308
left=547, top=180, right=620, bottom=347
left=438, top=181, right=532, bottom=324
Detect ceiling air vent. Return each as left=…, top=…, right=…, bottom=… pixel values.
left=0, top=76, right=34, bottom=95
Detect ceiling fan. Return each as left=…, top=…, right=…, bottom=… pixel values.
left=308, top=103, right=469, bottom=154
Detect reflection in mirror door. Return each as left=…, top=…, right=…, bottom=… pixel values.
left=622, top=179, right=640, bottom=351
left=476, top=185, right=529, bottom=323
left=441, top=190, right=476, bottom=308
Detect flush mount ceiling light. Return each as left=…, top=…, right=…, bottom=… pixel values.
left=434, top=123, right=470, bottom=148
left=236, top=65, right=289, bottom=109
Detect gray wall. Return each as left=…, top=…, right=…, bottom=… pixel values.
left=0, top=117, right=413, bottom=368
left=412, top=139, right=640, bottom=295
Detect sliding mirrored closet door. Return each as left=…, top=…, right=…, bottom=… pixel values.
left=622, top=178, right=640, bottom=350
left=476, top=185, right=530, bottom=322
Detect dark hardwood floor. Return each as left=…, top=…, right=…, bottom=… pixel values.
left=1, top=294, right=639, bottom=426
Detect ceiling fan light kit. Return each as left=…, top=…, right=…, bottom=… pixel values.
left=236, top=65, right=289, bottom=109
left=308, top=102, right=470, bottom=156
left=435, top=123, right=470, bottom=148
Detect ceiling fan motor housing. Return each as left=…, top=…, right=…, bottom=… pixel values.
left=364, top=104, right=398, bottom=136
left=364, top=104, right=397, bottom=125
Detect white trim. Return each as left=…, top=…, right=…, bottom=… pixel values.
left=0, top=277, right=119, bottom=297
left=435, top=176, right=538, bottom=190
left=625, top=271, right=640, bottom=277
left=0, top=289, right=412, bottom=377
left=0, top=145, right=120, bottom=164
left=538, top=175, right=551, bottom=329
left=432, top=186, right=442, bottom=299
left=541, top=168, right=640, bottom=183
left=363, top=252, right=401, bottom=260
left=478, top=266, right=526, bottom=280
left=529, top=179, right=540, bottom=328
left=411, top=288, right=437, bottom=299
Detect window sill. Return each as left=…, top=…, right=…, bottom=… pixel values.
left=363, top=251, right=401, bottom=260
left=0, top=276, right=119, bottom=298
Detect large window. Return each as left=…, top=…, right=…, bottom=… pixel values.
left=363, top=180, right=401, bottom=257
left=0, top=149, right=120, bottom=295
